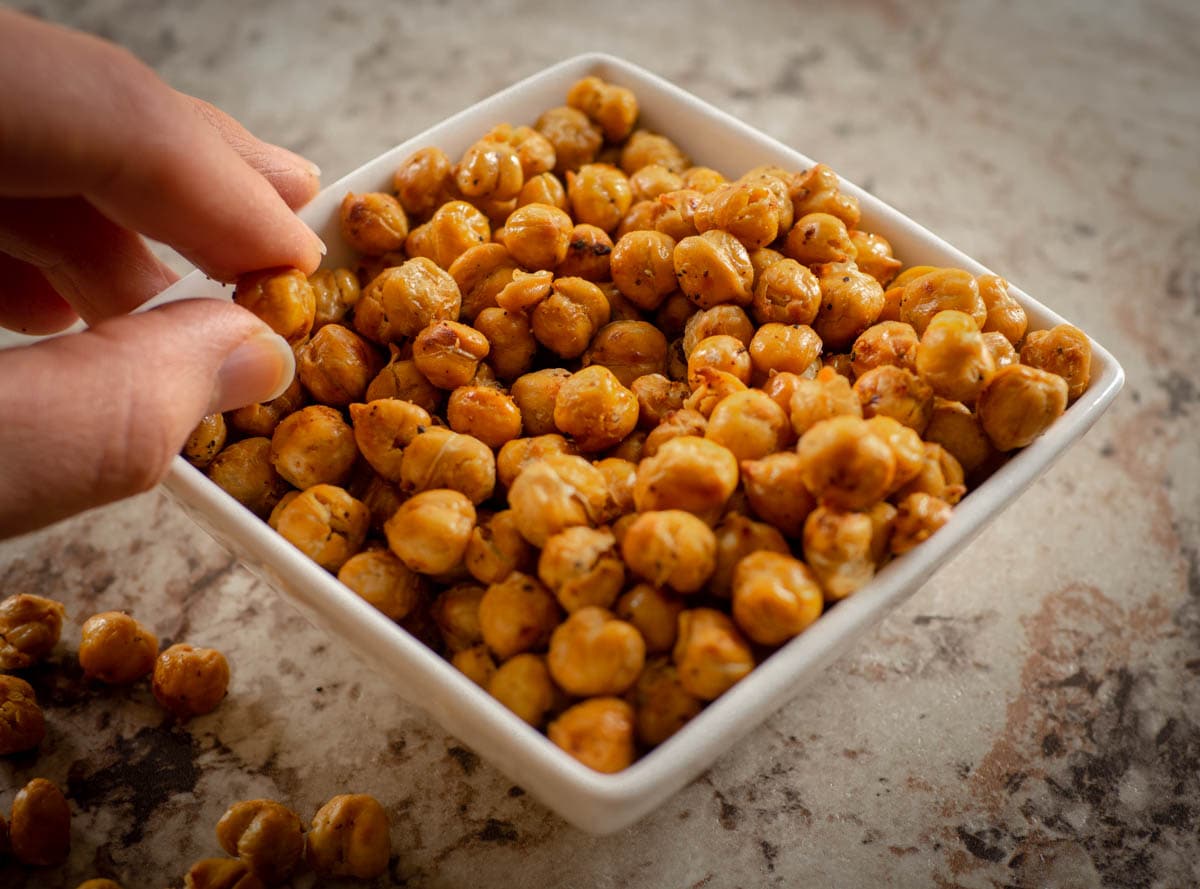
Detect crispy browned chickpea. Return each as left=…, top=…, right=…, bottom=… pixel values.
left=797, top=415, right=896, bottom=509
left=565, top=163, right=632, bottom=233
left=666, top=337, right=689, bottom=382
left=486, top=653, right=558, bottom=727
left=609, top=230, right=677, bottom=310
left=307, top=794, right=390, bottom=879
left=981, top=330, right=1018, bottom=369
left=547, top=606, right=645, bottom=697
left=365, top=356, right=443, bottom=414
left=78, top=611, right=158, bottom=685
left=10, top=778, right=70, bottom=866
left=308, top=267, right=361, bottom=331
left=654, top=188, right=704, bottom=240
left=789, top=163, right=860, bottom=228
left=633, top=435, right=739, bottom=521
left=678, top=309, right=751, bottom=360
left=740, top=452, right=817, bottom=538
left=478, top=572, right=560, bottom=659
left=760, top=370, right=807, bottom=416
left=731, top=551, right=823, bottom=646
left=580, top=321, right=669, bottom=388
left=152, top=643, right=230, bottom=719
left=208, top=437, right=291, bottom=517
left=269, top=405, right=356, bottom=489
left=444, top=386, right=521, bottom=449
left=385, top=488, right=476, bottom=577
left=705, top=390, right=790, bottom=462
left=275, top=484, right=369, bottom=572
left=695, top=181, right=787, bottom=250
left=184, top=858, right=264, bottom=889
left=747, top=323, right=822, bottom=382
left=537, top=526, right=625, bottom=613
left=348, top=398, right=430, bottom=482
left=393, top=146, right=455, bottom=218
left=640, top=408, right=705, bottom=459
left=548, top=697, right=635, bottom=773
left=672, top=608, right=754, bottom=700
left=452, top=644, right=497, bottom=687
left=812, top=261, right=885, bottom=350
left=469, top=310, right=534, bottom=383
left=215, top=799, right=305, bottom=884
left=412, top=319, right=490, bottom=390
left=977, top=364, right=1069, bottom=451
left=789, top=366, right=863, bottom=436
left=687, top=371, right=751, bottom=419
left=517, top=170, right=569, bottom=210
left=633, top=657, right=703, bottom=747
left=802, top=505, right=875, bottom=600
left=923, top=398, right=993, bottom=473
left=553, top=223, right=612, bottom=281
left=737, top=166, right=796, bottom=229
left=531, top=275, right=612, bottom=359
left=566, top=76, right=638, bottom=142
left=850, top=320, right=919, bottom=378
left=465, top=509, right=535, bottom=585
left=911, top=310, right=994, bottom=408
left=679, top=165, right=725, bottom=193
left=338, top=549, right=426, bottom=622
left=749, top=245, right=785, bottom=281
left=687, top=334, right=752, bottom=389
left=182, top=413, right=227, bottom=469
left=711, top=514, right=790, bottom=598
left=0, top=674, right=44, bottom=754
left=620, top=129, right=689, bottom=174
left=854, top=364, right=936, bottom=431
left=865, top=500, right=898, bottom=565
left=594, top=457, right=637, bottom=520
left=616, top=198, right=666, bottom=237
left=894, top=441, right=967, bottom=505
left=631, top=373, right=689, bottom=429
left=891, top=493, right=954, bottom=555
left=847, top=229, right=901, bottom=284
left=234, top=267, right=316, bottom=344
left=399, top=427, right=495, bottom=504
left=295, top=323, right=379, bottom=406
left=977, top=273, right=1027, bottom=344
left=357, top=474, right=404, bottom=533
left=621, top=510, right=717, bottom=593
left=455, top=139, right=524, bottom=201
left=495, top=434, right=575, bottom=490
left=606, top=430, right=647, bottom=464
left=358, top=257, right=461, bottom=341
left=406, top=200, right=491, bottom=269
left=426, top=582, right=485, bottom=652
left=551, top=365, right=639, bottom=452
left=750, top=258, right=822, bottom=327
left=863, top=415, right=926, bottom=491
left=493, top=270, right=551, bottom=316
left=674, top=230, right=754, bottom=309
left=508, top=453, right=609, bottom=546
left=339, top=191, right=409, bottom=255
left=448, top=242, right=519, bottom=322
left=628, top=163, right=683, bottom=203
left=536, top=106, right=603, bottom=174
left=0, top=593, right=65, bottom=669
left=612, top=584, right=681, bottom=654
left=1020, top=323, right=1091, bottom=400
left=228, top=376, right=305, bottom=437
left=899, top=268, right=986, bottom=335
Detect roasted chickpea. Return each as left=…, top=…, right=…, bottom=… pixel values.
left=893, top=441, right=967, bottom=505
left=78, top=611, right=158, bottom=685
left=854, top=364, right=936, bottom=431
left=977, top=273, right=1028, bottom=344
left=276, top=484, right=370, bottom=571
left=307, top=794, right=390, bottom=880
left=547, top=606, right=645, bottom=696
left=687, top=334, right=752, bottom=389
left=0, top=593, right=65, bottom=669
left=0, top=674, right=44, bottom=754
left=982, top=330, right=1019, bottom=369
left=640, top=407, right=704, bottom=458
left=737, top=166, right=796, bottom=231
left=467, top=311, right=534, bottom=384
left=609, top=230, right=677, bottom=310
left=183, top=413, right=227, bottom=469
left=747, top=322, right=823, bottom=381
left=269, top=405, right=357, bottom=489
left=609, top=585, right=680, bottom=656
left=444, top=386, right=522, bottom=449
left=548, top=697, right=635, bottom=773
left=564, top=163, right=632, bottom=233
left=694, top=181, right=787, bottom=250
left=550, top=365, right=639, bottom=452
left=455, top=139, right=524, bottom=201
left=486, top=653, right=558, bottom=727
left=740, top=451, right=818, bottom=538
left=621, top=129, right=689, bottom=175
left=551, top=223, right=611, bottom=281
left=208, top=437, right=292, bottom=517
left=338, top=549, right=426, bottom=622
left=356, top=475, right=405, bottom=533
left=802, top=505, right=875, bottom=601
left=621, top=510, right=717, bottom=593
left=400, top=427, right=495, bottom=504
left=152, top=643, right=230, bottom=719
left=977, top=364, right=1069, bottom=451
left=357, top=257, right=461, bottom=341
left=634, top=657, right=703, bottom=747
left=411, top=319, right=490, bottom=390
left=789, top=163, right=860, bottom=228
left=812, top=261, right=886, bottom=350
left=499, top=368, right=565, bottom=436
left=782, top=210, right=857, bottom=266
left=508, top=453, right=609, bottom=546
left=864, top=415, right=927, bottom=491
left=537, top=526, right=625, bottom=613
left=495, top=434, right=575, bottom=491
left=385, top=489, right=476, bottom=575
left=452, top=644, right=497, bottom=687
left=566, top=75, right=638, bottom=142
left=789, top=366, right=863, bottom=436
left=848, top=229, right=902, bottom=285
left=899, top=268, right=986, bottom=335
left=579, top=321, right=668, bottom=389
left=731, top=551, right=823, bottom=646
left=517, top=170, right=569, bottom=210
left=627, top=163, right=683, bottom=203
left=923, top=398, right=994, bottom=473
left=1020, top=323, right=1092, bottom=400
left=679, top=165, right=725, bottom=193
left=654, top=188, right=704, bottom=240
left=674, top=230, right=754, bottom=309
left=215, top=799, right=305, bottom=884
left=407, top=200, right=491, bottom=269
left=478, top=572, right=561, bottom=659
left=339, top=191, right=410, bottom=255
left=705, top=389, right=790, bottom=461
left=672, top=608, right=754, bottom=700
left=295, top=323, right=379, bottom=406
left=913, top=308, right=996, bottom=406
left=393, top=146, right=455, bottom=218
left=307, top=267, right=361, bottom=332
left=183, top=858, right=263, bottom=889
left=749, top=245, right=785, bottom=279
left=10, top=778, right=70, bottom=866
left=424, top=582, right=485, bottom=652
left=616, top=198, right=666, bottom=237
left=536, top=106, right=603, bottom=174
left=850, top=320, right=919, bottom=378
left=228, top=377, right=305, bottom=437
left=464, top=509, right=535, bottom=586
left=667, top=337, right=690, bottom=382
left=631, top=373, right=689, bottom=429
left=594, top=457, right=637, bottom=520
left=234, top=267, right=316, bottom=344
left=365, top=353, right=443, bottom=414
left=634, top=435, right=739, bottom=521
left=749, top=258, right=821, bottom=328
left=348, top=398, right=430, bottom=482
left=711, top=514, right=791, bottom=597
left=447, top=242, right=518, bottom=322
left=865, top=500, right=898, bottom=565
left=797, top=415, right=896, bottom=509
left=760, top=370, right=808, bottom=415
left=531, top=276, right=612, bottom=359
left=891, top=493, right=954, bottom=555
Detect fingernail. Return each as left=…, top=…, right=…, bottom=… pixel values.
left=305, top=160, right=322, bottom=178
left=211, top=330, right=295, bottom=413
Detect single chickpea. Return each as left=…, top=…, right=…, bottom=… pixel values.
left=982, top=331, right=1019, bottom=369
left=594, top=457, right=638, bottom=520
left=851, top=320, right=919, bottom=377
left=672, top=608, right=754, bottom=700
left=617, top=198, right=667, bottom=237
left=338, top=549, right=426, bottom=622
left=348, top=398, right=430, bottom=482
left=679, top=310, right=752, bottom=361
left=654, top=188, right=705, bottom=241
left=0, top=674, right=44, bottom=754
left=486, top=123, right=558, bottom=178
left=566, top=163, right=633, bottom=233
left=667, top=337, right=690, bottom=382
left=620, top=129, right=690, bottom=175
left=740, top=451, right=818, bottom=538
left=748, top=322, right=823, bottom=381
left=357, top=475, right=405, bottom=533
left=731, top=551, right=823, bottom=647
left=863, top=415, right=927, bottom=491
left=634, top=657, right=704, bottom=747
left=496, top=433, right=576, bottom=488
left=547, top=606, right=645, bottom=696
left=228, top=377, right=305, bottom=437
left=548, top=697, right=635, bottom=773
left=538, top=526, right=625, bottom=613
left=10, top=778, right=70, bottom=867
left=452, top=644, right=498, bottom=688
left=642, top=407, right=707, bottom=458
left=797, top=415, right=896, bottom=510
left=891, top=493, right=954, bottom=555
left=893, top=441, right=967, bottom=505
left=503, top=203, right=575, bottom=272
left=488, top=653, right=559, bottom=727
left=789, top=163, right=860, bottom=228
left=472, top=308, right=536, bottom=382
left=78, top=612, right=158, bottom=685
left=400, top=427, right=495, bottom=504
left=295, top=323, right=380, bottom=406
left=507, top=453, right=609, bottom=546
left=455, top=139, right=524, bottom=201
left=393, top=146, right=455, bottom=218
left=536, top=106, right=603, bottom=173
left=760, top=370, right=808, bottom=415
left=307, top=794, right=390, bottom=880
left=977, top=273, right=1028, bottom=344
left=365, top=352, right=443, bottom=414
left=517, top=170, right=569, bottom=210
left=495, top=269, right=553, bottom=316
left=607, top=430, right=647, bottom=463
left=923, top=398, right=994, bottom=473
left=465, top=509, right=535, bottom=585
left=802, top=505, right=876, bottom=601
left=812, top=261, right=886, bottom=350
left=508, top=369, right=570, bottom=438
left=479, top=572, right=561, bottom=659
left=152, top=643, right=230, bottom=719
left=567, top=76, right=639, bottom=142
left=609, top=230, right=678, bottom=310
left=621, top=510, right=717, bottom=593
left=633, top=435, right=739, bottom=521
left=629, top=163, right=683, bottom=202
left=977, top=364, right=1069, bottom=451
left=695, top=181, right=786, bottom=249
left=208, top=437, right=291, bottom=517
left=0, top=593, right=65, bottom=669
left=447, top=386, right=523, bottom=449
left=680, top=165, right=726, bottom=193
left=750, top=257, right=823, bottom=327
left=614, top=584, right=684, bottom=654
left=738, top=166, right=796, bottom=230
left=448, top=243, right=518, bottom=322
left=674, top=230, right=755, bottom=309
left=866, top=500, right=898, bottom=565
left=183, top=413, right=227, bottom=469
left=1020, top=323, right=1092, bottom=401
left=687, top=334, right=752, bottom=389
left=270, top=405, right=357, bottom=489
left=749, top=245, right=786, bottom=280
left=582, top=321, right=669, bottom=388
left=899, top=268, right=986, bottom=335
left=783, top=212, right=856, bottom=266
left=556, top=223, right=614, bottom=281
left=357, top=257, right=461, bottom=341
left=531, top=276, right=612, bottom=359
left=428, top=583, right=486, bottom=652
left=183, top=858, right=263, bottom=889
left=711, top=514, right=791, bottom=597
left=789, top=366, right=863, bottom=436
left=339, top=191, right=409, bottom=255
left=385, top=489, right=476, bottom=575
left=309, top=267, right=362, bottom=330
left=854, top=364, right=936, bottom=431
left=216, top=799, right=305, bottom=885
left=406, top=200, right=491, bottom=269
left=915, top=309, right=996, bottom=405
left=847, top=230, right=902, bottom=286
left=552, top=365, right=640, bottom=452
left=275, top=484, right=369, bottom=572
left=705, top=390, right=790, bottom=462
left=631, top=374, right=690, bottom=429
left=234, top=267, right=315, bottom=344
left=412, top=319, right=491, bottom=390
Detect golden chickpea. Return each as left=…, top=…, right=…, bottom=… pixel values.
left=893, top=441, right=967, bottom=505
left=866, top=500, right=898, bottom=565
left=357, top=474, right=405, bottom=533
left=854, top=364, right=936, bottom=431
left=633, top=435, right=739, bottom=521
left=479, top=572, right=561, bottom=659
left=687, top=334, right=752, bottom=389
left=406, top=200, right=491, bottom=269
left=393, top=146, right=455, bottom=218
left=789, top=366, right=863, bottom=436
left=631, top=373, right=690, bottom=429
left=748, top=322, right=823, bottom=381
left=234, top=267, right=316, bottom=345
left=740, top=451, right=818, bottom=538
left=208, top=437, right=291, bottom=517
left=448, top=242, right=519, bottom=322
left=565, top=163, right=632, bottom=233
left=977, top=364, right=1069, bottom=451
left=899, top=267, right=986, bottom=335
left=674, top=230, right=755, bottom=309
left=400, top=427, right=496, bottom=504
left=0, top=592, right=65, bottom=669
left=617, top=198, right=666, bottom=237
left=705, top=389, right=790, bottom=461
left=548, top=697, right=635, bottom=773
left=455, top=139, right=524, bottom=201
left=270, top=405, right=356, bottom=489
left=634, top=657, right=703, bottom=747
left=640, top=408, right=705, bottom=459
left=365, top=353, right=443, bottom=414
left=711, top=514, right=791, bottom=597
left=78, top=611, right=158, bottom=685
left=505, top=371, right=567, bottom=439
left=445, top=386, right=522, bottom=449
left=760, top=370, right=808, bottom=416
left=789, top=163, right=860, bottom=228
left=547, top=606, right=645, bottom=696
left=914, top=309, right=996, bottom=405
left=496, top=433, right=576, bottom=488
left=536, top=105, right=603, bottom=173
left=851, top=320, right=919, bottom=378
left=309, top=267, right=361, bottom=331
left=228, top=376, right=305, bottom=437
left=426, top=582, right=485, bottom=652
left=594, top=457, right=637, bottom=520
left=470, top=309, right=534, bottom=383
left=621, top=129, right=690, bottom=175
left=184, top=858, right=264, bottom=889
left=339, top=191, right=409, bottom=256
left=654, top=188, right=705, bottom=241
left=797, top=415, right=896, bottom=510
left=672, top=608, right=754, bottom=700
left=891, top=493, right=954, bottom=555
left=607, top=430, right=647, bottom=463
left=152, top=643, right=230, bottom=719
left=348, top=398, right=431, bottom=482
left=215, top=799, right=305, bottom=885
left=812, top=261, right=886, bottom=350
left=566, top=76, right=638, bottom=142
left=1020, top=323, right=1092, bottom=401
left=737, top=166, right=796, bottom=230
left=695, top=181, right=787, bottom=249
left=977, top=273, right=1028, bottom=344
left=412, top=319, right=490, bottom=389
left=307, top=794, right=390, bottom=880
left=10, top=778, right=70, bottom=867
left=487, top=653, right=559, bottom=727
left=731, top=551, right=823, bottom=646
left=296, top=323, right=380, bottom=406
left=781, top=212, right=855, bottom=266
left=517, top=170, right=569, bottom=210
left=802, top=505, right=875, bottom=601
left=452, top=644, right=497, bottom=687
left=358, top=257, right=461, bottom=341
left=507, top=453, right=609, bottom=546
left=553, top=223, right=612, bottom=281
left=667, top=337, right=690, bottom=382
left=621, top=510, right=717, bottom=593
left=750, top=258, right=822, bottom=328
left=538, top=526, right=625, bottom=613
left=609, top=230, right=678, bottom=310
left=581, top=321, right=669, bottom=388
left=465, top=509, right=535, bottom=585
left=494, top=269, right=552, bottom=316
left=183, top=413, right=227, bottom=469
left=338, top=549, right=426, bottom=622
left=274, top=484, right=369, bottom=572
left=680, top=165, right=726, bottom=193
left=923, top=398, right=994, bottom=473
left=863, top=415, right=926, bottom=491
left=385, top=488, right=476, bottom=575
left=614, top=584, right=683, bottom=655
left=847, top=230, right=902, bottom=286
left=628, top=163, right=683, bottom=203
left=531, top=276, right=612, bottom=359
left=0, top=674, right=44, bottom=754
left=982, top=330, right=1019, bottom=369
left=552, top=365, right=640, bottom=452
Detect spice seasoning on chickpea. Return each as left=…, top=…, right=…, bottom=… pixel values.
left=479, top=572, right=561, bottom=660
left=270, top=405, right=358, bottom=490
left=0, top=593, right=65, bottom=669
left=152, top=643, right=231, bottom=719
left=78, top=611, right=158, bottom=685
left=386, top=489, right=477, bottom=575
left=183, top=413, right=227, bottom=469
left=553, top=365, right=639, bottom=452
left=538, top=526, right=625, bottom=612
left=234, top=267, right=316, bottom=344
left=208, top=437, right=292, bottom=518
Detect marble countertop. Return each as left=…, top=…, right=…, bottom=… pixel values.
left=3, top=0, right=1198, bottom=886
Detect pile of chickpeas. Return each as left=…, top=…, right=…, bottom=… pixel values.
left=189, top=75, right=1093, bottom=774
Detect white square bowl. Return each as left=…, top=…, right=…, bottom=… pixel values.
left=158, top=53, right=1124, bottom=835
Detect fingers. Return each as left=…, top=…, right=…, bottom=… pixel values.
left=0, top=299, right=295, bottom=539
left=0, top=253, right=78, bottom=335
left=0, top=11, right=323, bottom=281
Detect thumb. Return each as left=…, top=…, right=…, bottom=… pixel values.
left=0, top=298, right=294, bottom=538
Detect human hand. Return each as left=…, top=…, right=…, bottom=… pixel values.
left=0, top=10, right=325, bottom=538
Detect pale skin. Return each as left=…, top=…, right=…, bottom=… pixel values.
left=0, top=11, right=324, bottom=537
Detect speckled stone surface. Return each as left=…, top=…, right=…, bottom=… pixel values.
left=2, top=1, right=1198, bottom=886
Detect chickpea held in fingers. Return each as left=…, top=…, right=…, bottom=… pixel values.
left=152, top=644, right=230, bottom=720
left=183, top=413, right=227, bottom=469
left=234, top=267, right=316, bottom=344
left=78, top=611, right=158, bottom=684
